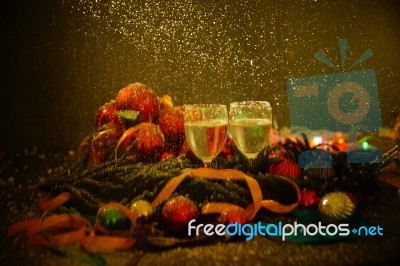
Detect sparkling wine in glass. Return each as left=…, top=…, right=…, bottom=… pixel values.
left=183, top=104, right=228, bottom=167
left=229, top=101, right=272, bottom=164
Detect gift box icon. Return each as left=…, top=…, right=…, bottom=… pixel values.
left=286, top=39, right=382, bottom=164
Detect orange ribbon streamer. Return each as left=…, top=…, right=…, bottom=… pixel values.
left=115, top=122, right=149, bottom=160
left=8, top=168, right=300, bottom=251
left=151, top=168, right=300, bottom=221
left=201, top=202, right=244, bottom=215
left=8, top=192, right=137, bottom=251
left=8, top=213, right=90, bottom=247
left=39, top=191, right=73, bottom=211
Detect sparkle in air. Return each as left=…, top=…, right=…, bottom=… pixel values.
left=68, top=0, right=281, bottom=106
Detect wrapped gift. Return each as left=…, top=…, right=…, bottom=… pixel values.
left=286, top=39, right=382, bottom=163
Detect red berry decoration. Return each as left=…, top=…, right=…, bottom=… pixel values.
left=298, top=189, right=320, bottom=207
left=162, top=196, right=199, bottom=233
left=269, top=159, right=302, bottom=179
left=95, top=100, right=118, bottom=128
left=115, top=83, right=160, bottom=123
left=219, top=206, right=247, bottom=225
left=158, top=106, right=185, bottom=154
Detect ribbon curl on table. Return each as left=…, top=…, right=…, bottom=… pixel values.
left=151, top=168, right=301, bottom=221
left=8, top=168, right=300, bottom=251
left=8, top=192, right=137, bottom=251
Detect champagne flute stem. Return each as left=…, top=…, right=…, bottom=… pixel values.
left=203, top=161, right=212, bottom=168
left=248, top=158, right=254, bottom=169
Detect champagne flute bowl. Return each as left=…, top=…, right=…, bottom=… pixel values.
left=183, top=104, right=228, bottom=167
left=229, top=101, right=272, bottom=163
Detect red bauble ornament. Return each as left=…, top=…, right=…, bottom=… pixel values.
left=158, top=106, right=185, bottom=154
left=269, top=159, right=302, bottom=179
left=77, top=135, right=91, bottom=159
left=298, top=189, right=320, bottom=207
left=393, top=113, right=400, bottom=142
left=95, top=100, right=118, bottom=128
left=115, top=83, right=160, bottom=123
left=119, top=123, right=165, bottom=161
left=90, top=127, right=118, bottom=165
left=162, top=196, right=199, bottom=233
left=219, top=206, right=247, bottom=225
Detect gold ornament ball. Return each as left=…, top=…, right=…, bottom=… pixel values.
left=129, top=200, right=153, bottom=218
left=318, top=192, right=356, bottom=224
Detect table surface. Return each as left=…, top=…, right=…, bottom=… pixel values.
left=1, top=151, right=400, bottom=266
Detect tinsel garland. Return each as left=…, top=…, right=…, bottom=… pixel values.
left=38, top=137, right=399, bottom=218
left=38, top=155, right=298, bottom=216
left=7, top=136, right=399, bottom=254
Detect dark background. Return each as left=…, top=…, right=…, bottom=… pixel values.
left=1, top=0, right=399, bottom=152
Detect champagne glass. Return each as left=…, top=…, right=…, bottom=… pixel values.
left=229, top=101, right=272, bottom=166
left=183, top=104, right=228, bottom=167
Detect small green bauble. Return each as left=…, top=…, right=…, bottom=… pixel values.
left=318, top=192, right=355, bottom=224
left=97, top=207, right=131, bottom=230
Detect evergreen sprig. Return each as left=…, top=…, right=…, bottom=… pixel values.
left=38, top=137, right=400, bottom=217
left=38, top=155, right=299, bottom=215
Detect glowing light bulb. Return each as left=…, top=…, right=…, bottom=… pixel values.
left=313, top=136, right=323, bottom=146
left=361, top=141, right=369, bottom=150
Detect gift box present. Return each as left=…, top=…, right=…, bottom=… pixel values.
left=286, top=39, right=382, bottom=163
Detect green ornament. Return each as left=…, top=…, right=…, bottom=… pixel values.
left=318, top=192, right=355, bottom=224
left=129, top=200, right=153, bottom=218
left=117, top=110, right=140, bottom=127
left=97, top=207, right=131, bottom=231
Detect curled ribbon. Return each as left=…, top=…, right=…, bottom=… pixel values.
left=151, top=168, right=301, bottom=221
left=115, top=122, right=150, bottom=160
left=8, top=192, right=137, bottom=251
left=8, top=168, right=300, bottom=251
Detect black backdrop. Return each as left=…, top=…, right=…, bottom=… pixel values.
left=1, top=0, right=399, bottom=152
